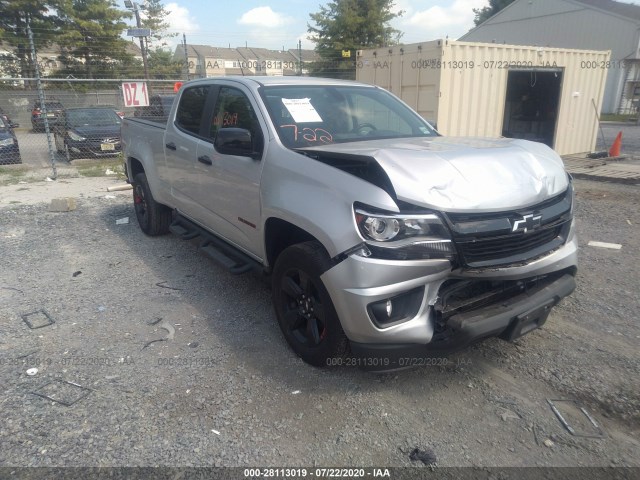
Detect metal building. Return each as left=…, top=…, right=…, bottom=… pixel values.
left=356, top=40, right=609, bottom=156
left=459, top=0, right=640, bottom=115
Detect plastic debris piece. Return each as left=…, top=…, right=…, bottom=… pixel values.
left=105, top=168, right=117, bottom=175
left=212, top=429, right=220, bottom=435
left=291, top=390, right=301, bottom=395
left=104, top=195, right=116, bottom=199
left=45, top=177, right=54, bottom=182
left=409, top=447, right=437, bottom=466
left=97, top=306, right=106, bottom=312
left=587, top=241, right=621, bottom=250
left=543, top=439, right=554, bottom=448
left=26, top=368, right=38, bottom=376
left=115, top=217, right=129, bottom=225
left=72, top=271, right=82, bottom=277
left=159, top=320, right=175, bottom=340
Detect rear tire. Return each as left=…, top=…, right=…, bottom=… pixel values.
left=272, top=241, right=348, bottom=367
left=132, top=172, right=172, bottom=236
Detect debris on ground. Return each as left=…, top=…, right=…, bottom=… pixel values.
left=409, top=447, right=437, bottom=466
left=115, top=217, right=129, bottom=225
left=72, top=271, right=82, bottom=277
left=156, top=281, right=182, bottom=291
left=588, top=241, right=622, bottom=250
left=49, top=197, right=76, bottom=212
left=142, top=338, right=167, bottom=350
left=22, top=310, right=55, bottom=329
left=543, top=439, right=555, bottom=448
left=26, top=368, right=38, bottom=376
left=547, top=399, right=605, bottom=438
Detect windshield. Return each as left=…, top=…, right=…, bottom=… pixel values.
left=67, top=109, right=121, bottom=127
left=261, top=85, right=437, bottom=149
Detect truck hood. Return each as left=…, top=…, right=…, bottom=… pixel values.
left=300, top=137, right=569, bottom=212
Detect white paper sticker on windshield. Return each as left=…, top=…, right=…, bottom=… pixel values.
left=281, top=98, right=322, bottom=123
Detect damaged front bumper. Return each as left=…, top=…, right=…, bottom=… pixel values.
left=320, top=223, right=578, bottom=369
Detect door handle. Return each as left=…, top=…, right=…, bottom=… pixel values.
left=198, top=155, right=212, bottom=165
left=165, top=142, right=177, bottom=150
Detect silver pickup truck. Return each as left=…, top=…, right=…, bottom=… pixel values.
left=122, top=76, right=577, bottom=369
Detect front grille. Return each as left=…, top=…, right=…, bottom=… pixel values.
left=444, top=185, right=573, bottom=268
left=458, top=224, right=565, bottom=266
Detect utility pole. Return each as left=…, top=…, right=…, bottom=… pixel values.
left=298, top=40, right=303, bottom=76
left=183, top=33, right=190, bottom=81
left=124, top=1, right=150, bottom=83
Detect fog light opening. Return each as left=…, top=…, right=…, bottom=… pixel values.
left=368, top=287, right=424, bottom=329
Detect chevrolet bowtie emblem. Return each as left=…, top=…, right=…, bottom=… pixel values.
left=512, top=213, right=542, bottom=233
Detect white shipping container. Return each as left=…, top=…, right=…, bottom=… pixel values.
left=356, top=40, right=610, bottom=156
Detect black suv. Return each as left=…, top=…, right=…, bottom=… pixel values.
left=31, top=100, right=64, bottom=132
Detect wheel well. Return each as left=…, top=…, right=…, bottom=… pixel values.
left=264, top=218, right=323, bottom=271
left=128, top=157, right=144, bottom=181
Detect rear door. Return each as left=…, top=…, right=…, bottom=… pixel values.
left=191, top=83, right=267, bottom=256
left=162, top=84, right=216, bottom=211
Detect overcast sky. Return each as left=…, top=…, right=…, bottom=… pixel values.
left=136, top=0, right=492, bottom=51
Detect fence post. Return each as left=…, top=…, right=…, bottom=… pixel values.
left=27, top=18, right=57, bottom=180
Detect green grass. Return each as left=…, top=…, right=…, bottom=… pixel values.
left=601, top=113, right=637, bottom=122
left=75, top=158, right=125, bottom=178
left=0, top=166, right=29, bottom=186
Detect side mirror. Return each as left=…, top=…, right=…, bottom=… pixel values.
left=215, top=127, right=261, bottom=159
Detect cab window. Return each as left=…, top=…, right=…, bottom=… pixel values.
left=210, top=87, right=261, bottom=142
left=175, top=86, right=210, bottom=135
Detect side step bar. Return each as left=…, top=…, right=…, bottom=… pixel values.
left=169, top=215, right=260, bottom=275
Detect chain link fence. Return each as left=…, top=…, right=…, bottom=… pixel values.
left=0, top=79, right=181, bottom=176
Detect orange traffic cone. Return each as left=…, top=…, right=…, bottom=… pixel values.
left=609, top=131, right=622, bottom=157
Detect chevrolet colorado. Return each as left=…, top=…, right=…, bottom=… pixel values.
left=121, top=76, right=577, bottom=369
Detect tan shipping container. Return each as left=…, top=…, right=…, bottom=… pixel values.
left=356, top=40, right=610, bottom=156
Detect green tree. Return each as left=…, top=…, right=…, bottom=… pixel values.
left=139, top=0, right=176, bottom=49
left=308, top=0, right=403, bottom=79
left=147, top=48, right=182, bottom=79
left=57, top=0, right=136, bottom=79
left=0, top=0, right=66, bottom=82
left=473, top=0, right=516, bottom=26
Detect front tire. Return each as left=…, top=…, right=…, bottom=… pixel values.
left=272, top=241, right=348, bottom=367
left=132, top=172, right=172, bottom=236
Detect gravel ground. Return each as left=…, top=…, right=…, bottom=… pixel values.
left=0, top=177, right=639, bottom=470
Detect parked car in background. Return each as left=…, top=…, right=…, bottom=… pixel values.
left=0, top=107, right=19, bottom=130
left=133, top=94, right=175, bottom=122
left=92, top=105, right=125, bottom=118
left=53, top=107, right=122, bottom=161
left=31, top=100, right=64, bottom=132
left=0, top=115, right=21, bottom=164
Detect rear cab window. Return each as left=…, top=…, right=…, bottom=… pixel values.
left=175, top=86, right=210, bottom=135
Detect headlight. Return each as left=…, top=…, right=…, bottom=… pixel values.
left=354, top=206, right=455, bottom=260
left=0, top=138, right=14, bottom=147
left=68, top=131, right=85, bottom=141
